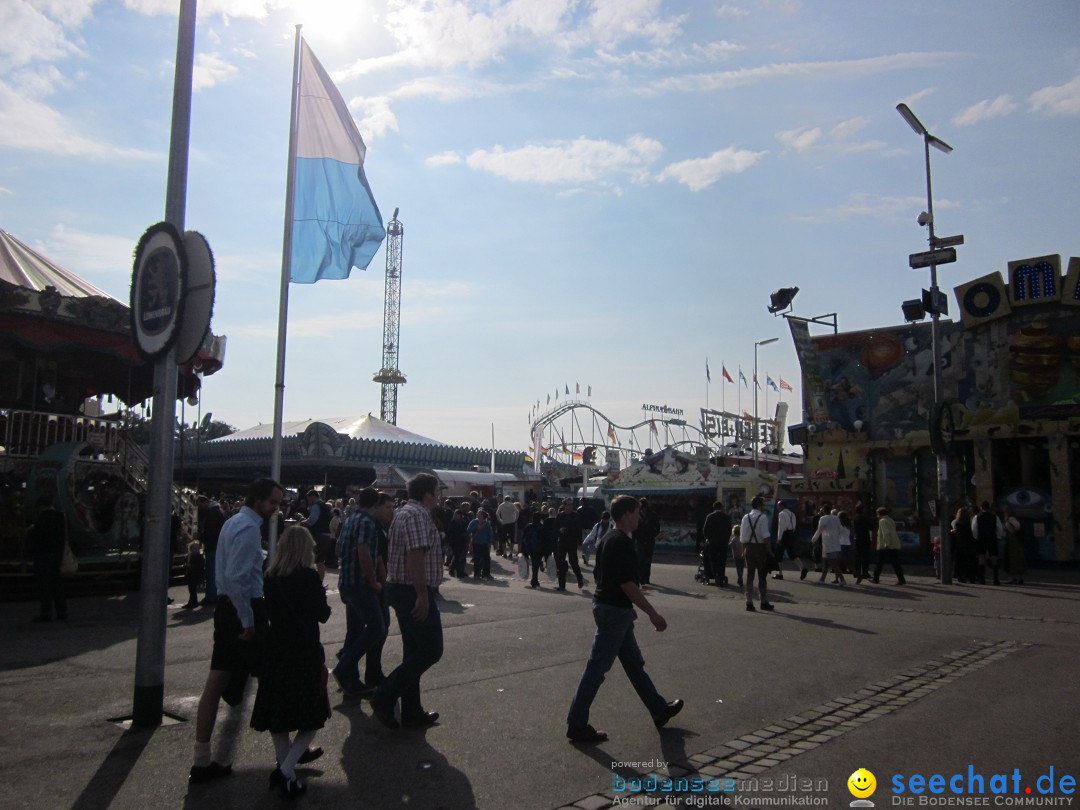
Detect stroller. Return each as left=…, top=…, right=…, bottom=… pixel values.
left=694, top=535, right=729, bottom=585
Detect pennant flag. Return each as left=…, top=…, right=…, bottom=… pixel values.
left=767, top=376, right=779, bottom=392
left=546, top=393, right=550, bottom=405
left=739, top=368, right=748, bottom=388
left=555, top=388, right=559, bottom=400
left=565, top=384, right=570, bottom=395
left=780, top=377, right=793, bottom=392
left=290, top=39, right=385, bottom=283
left=754, top=373, right=761, bottom=390
left=607, top=423, right=617, bottom=443
left=706, top=359, right=711, bottom=382
left=588, top=385, right=592, bottom=397
left=722, top=365, right=734, bottom=384
left=575, top=382, right=580, bottom=394
left=649, top=418, right=659, bottom=436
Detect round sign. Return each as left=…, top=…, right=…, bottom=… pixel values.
left=173, top=230, right=216, bottom=366
left=130, top=222, right=187, bottom=361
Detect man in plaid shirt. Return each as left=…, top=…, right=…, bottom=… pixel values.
left=370, top=473, right=445, bottom=730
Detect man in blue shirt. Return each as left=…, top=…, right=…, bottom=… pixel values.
left=190, top=478, right=282, bottom=784
left=333, top=487, right=388, bottom=694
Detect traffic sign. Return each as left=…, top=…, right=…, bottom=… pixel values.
left=932, top=234, right=965, bottom=249
left=909, top=247, right=956, bottom=269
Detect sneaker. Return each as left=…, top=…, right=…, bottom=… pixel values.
left=653, top=699, right=684, bottom=728
left=189, top=761, right=233, bottom=784
left=567, top=724, right=608, bottom=743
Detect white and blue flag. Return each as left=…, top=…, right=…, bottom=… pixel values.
left=290, top=39, right=385, bottom=284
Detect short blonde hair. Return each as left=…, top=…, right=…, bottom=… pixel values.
left=267, top=525, right=315, bottom=578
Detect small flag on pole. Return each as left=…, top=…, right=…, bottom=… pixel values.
left=607, top=423, right=617, bottom=443
left=722, top=365, right=734, bottom=384
left=780, top=377, right=793, bottom=392
left=767, top=376, right=779, bottom=392
left=588, top=385, right=592, bottom=397
left=575, top=382, right=580, bottom=394
left=289, top=39, right=385, bottom=283
left=706, top=359, right=711, bottom=382
left=739, top=368, right=748, bottom=388
left=565, top=384, right=570, bottom=395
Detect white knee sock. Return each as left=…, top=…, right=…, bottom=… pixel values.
left=279, top=729, right=317, bottom=779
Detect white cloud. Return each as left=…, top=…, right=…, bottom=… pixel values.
left=830, top=116, right=869, bottom=140
left=193, top=52, right=240, bottom=91
left=466, top=135, right=663, bottom=185
left=584, top=0, right=685, bottom=49
left=716, top=5, right=750, bottom=18
left=792, top=192, right=959, bottom=223
left=0, top=80, right=158, bottom=158
left=1029, top=75, right=1080, bottom=116
left=35, top=224, right=140, bottom=279
left=425, top=151, right=462, bottom=167
left=952, top=94, right=1017, bottom=126
left=777, top=125, right=821, bottom=153
left=649, top=52, right=957, bottom=93
left=656, top=146, right=767, bottom=191
left=352, top=95, right=399, bottom=139
left=0, top=0, right=93, bottom=70
left=592, top=40, right=744, bottom=68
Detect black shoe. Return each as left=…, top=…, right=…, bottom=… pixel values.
left=281, top=776, right=307, bottom=800
left=269, top=768, right=285, bottom=791
left=297, top=746, right=323, bottom=764
left=530, top=581, right=539, bottom=588
left=772, top=573, right=784, bottom=580
left=800, top=568, right=808, bottom=580
left=567, top=724, right=608, bottom=743
left=332, top=669, right=361, bottom=695
left=401, top=711, right=439, bottom=728
left=577, top=578, right=585, bottom=588
left=371, top=698, right=399, bottom=730
left=745, top=602, right=756, bottom=612
left=180, top=602, right=198, bottom=610
left=761, top=602, right=775, bottom=611
left=653, top=698, right=684, bottom=728
left=190, top=761, right=233, bottom=784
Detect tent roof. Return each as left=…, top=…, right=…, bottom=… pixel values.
left=219, top=414, right=445, bottom=445
left=0, top=230, right=120, bottom=301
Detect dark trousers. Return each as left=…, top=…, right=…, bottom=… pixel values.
left=364, top=593, right=391, bottom=684
left=529, top=551, right=544, bottom=585
left=498, top=523, right=515, bottom=556
left=203, top=547, right=218, bottom=601
left=374, top=584, right=443, bottom=721
left=556, top=538, right=583, bottom=588
left=635, top=539, right=654, bottom=584
left=447, top=540, right=468, bottom=577
left=335, top=584, right=388, bottom=685
left=854, top=537, right=872, bottom=579
left=874, top=549, right=905, bottom=583
left=35, top=560, right=66, bottom=618
left=473, top=544, right=491, bottom=577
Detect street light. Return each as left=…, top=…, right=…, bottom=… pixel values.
left=896, top=102, right=954, bottom=584
left=754, top=337, right=779, bottom=468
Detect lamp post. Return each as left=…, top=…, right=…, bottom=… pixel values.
left=897, top=102, right=953, bottom=584
left=753, top=337, right=778, bottom=468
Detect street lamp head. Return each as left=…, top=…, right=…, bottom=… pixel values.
left=768, top=286, right=799, bottom=314
left=756, top=337, right=780, bottom=347
left=896, top=103, right=926, bottom=136
left=917, top=211, right=932, bottom=227
left=928, top=134, right=953, bottom=154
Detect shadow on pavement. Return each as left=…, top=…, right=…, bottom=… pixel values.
left=333, top=700, right=478, bottom=809
left=70, top=726, right=154, bottom=810
left=772, top=612, right=878, bottom=634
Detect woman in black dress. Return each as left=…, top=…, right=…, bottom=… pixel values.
left=251, top=526, right=331, bottom=799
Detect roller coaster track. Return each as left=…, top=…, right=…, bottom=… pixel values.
left=528, top=400, right=719, bottom=465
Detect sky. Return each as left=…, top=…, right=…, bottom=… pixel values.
left=2, top=0, right=1079, bottom=455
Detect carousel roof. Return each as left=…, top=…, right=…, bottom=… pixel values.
left=218, top=414, right=445, bottom=445
left=0, top=230, right=120, bottom=300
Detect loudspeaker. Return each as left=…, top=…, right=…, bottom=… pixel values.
left=1063, top=257, right=1080, bottom=308
left=788, top=423, right=808, bottom=445
left=954, top=272, right=1012, bottom=328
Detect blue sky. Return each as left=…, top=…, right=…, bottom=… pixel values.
left=2, top=0, right=1079, bottom=453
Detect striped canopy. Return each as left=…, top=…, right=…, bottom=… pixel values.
left=0, top=229, right=119, bottom=300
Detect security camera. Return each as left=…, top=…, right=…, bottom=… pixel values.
left=917, top=211, right=932, bottom=227
left=807, top=424, right=816, bottom=434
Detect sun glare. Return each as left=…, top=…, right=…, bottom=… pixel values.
left=282, top=0, right=376, bottom=45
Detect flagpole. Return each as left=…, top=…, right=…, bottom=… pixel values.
left=270, top=24, right=303, bottom=560
left=706, top=357, right=710, bottom=413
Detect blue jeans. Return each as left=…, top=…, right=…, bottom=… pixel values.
left=566, top=602, right=667, bottom=728
left=334, top=584, right=388, bottom=685
left=373, top=584, right=443, bottom=721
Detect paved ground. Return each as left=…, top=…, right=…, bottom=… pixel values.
left=2, top=554, right=1078, bottom=810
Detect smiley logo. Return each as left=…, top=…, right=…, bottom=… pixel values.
left=848, top=768, right=877, bottom=798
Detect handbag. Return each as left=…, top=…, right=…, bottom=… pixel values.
left=60, top=542, right=78, bottom=577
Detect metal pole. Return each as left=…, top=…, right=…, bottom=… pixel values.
left=753, top=345, right=759, bottom=468
left=132, top=0, right=195, bottom=728
left=924, top=132, right=952, bottom=584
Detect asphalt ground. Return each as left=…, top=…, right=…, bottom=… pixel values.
left=2, top=554, right=1078, bottom=810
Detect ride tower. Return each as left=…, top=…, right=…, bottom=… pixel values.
left=373, top=208, right=406, bottom=423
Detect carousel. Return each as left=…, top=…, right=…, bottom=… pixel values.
left=0, top=228, right=225, bottom=578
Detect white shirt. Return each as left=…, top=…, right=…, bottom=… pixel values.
left=813, top=513, right=843, bottom=556
left=776, top=508, right=797, bottom=536
left=740, top=509, right=771, bottom=544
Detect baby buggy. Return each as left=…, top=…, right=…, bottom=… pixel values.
left=694, top=535, right=728, bottom=585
